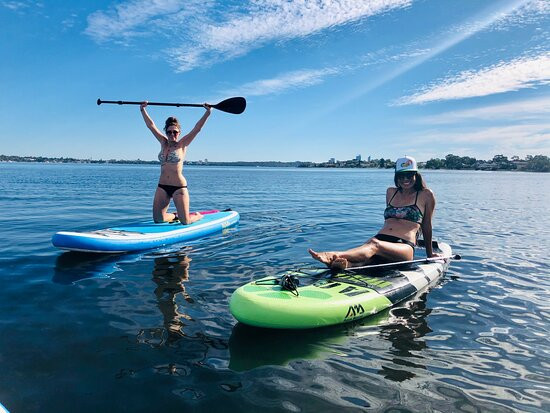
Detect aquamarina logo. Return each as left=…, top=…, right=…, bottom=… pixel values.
left=345, top=304, right=365, bottom=319
left=400, top=159, right=413, bottom=168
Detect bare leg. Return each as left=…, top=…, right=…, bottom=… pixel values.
left=153, top=187, right=176, bottom=223
left=309, top=237, right=414, bottom=269
left=172, top=188, right=203, bottom=225
left=368, top=237, right=414, bottom=262
left=308, top=241, right=377, bottom=268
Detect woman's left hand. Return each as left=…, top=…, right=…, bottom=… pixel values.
left=428, top=252, right=444, bottom=259
left=203, top=103, right=212, bottom=112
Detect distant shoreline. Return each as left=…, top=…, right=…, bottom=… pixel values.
left=1, top=154, right=548, bottom=172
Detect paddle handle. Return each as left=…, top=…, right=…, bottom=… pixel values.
left=97, top=99, right=203, bottom=108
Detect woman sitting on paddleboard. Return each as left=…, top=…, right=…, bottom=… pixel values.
left=140, top=101, right=211, bottom=225
left=309, top=155, right=441, bottom=270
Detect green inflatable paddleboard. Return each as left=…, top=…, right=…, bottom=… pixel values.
left=230, top=241, right=452, bottom=329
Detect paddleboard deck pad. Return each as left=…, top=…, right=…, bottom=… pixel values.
left=52, top=209, right=239, bottom=253
left=230, top=241, right=452, bottom=329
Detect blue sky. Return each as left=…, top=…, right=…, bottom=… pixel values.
left=1, top=0, right=549, bottom=162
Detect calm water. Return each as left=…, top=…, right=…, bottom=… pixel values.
left=0, top=163, right=548, bottom=412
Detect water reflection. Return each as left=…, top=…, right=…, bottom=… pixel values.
left=148, top=250, right=193, bottom=344
left=52, top=251, right=138, bottom=284
left=53, top=247, right=225, bottom=358
left=377, top=298, right=432, bottom=382
left=229, top=289, right=436, bottom=377
left=228, top=310, right=389, bottom=372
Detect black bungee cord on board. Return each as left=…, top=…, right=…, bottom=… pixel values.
left=254, top=273, right=301, bottom=296
left=279, top=273, right=300, bottom=296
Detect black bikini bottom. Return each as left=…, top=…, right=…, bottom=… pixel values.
left=374, top=233, right=415, bottom=249
left=158, top=184, right=187, bottom=198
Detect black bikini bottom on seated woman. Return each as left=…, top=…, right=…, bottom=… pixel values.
left=158, top=184, right=187, bottom=198
left=373, top=233, right=415, bottom=249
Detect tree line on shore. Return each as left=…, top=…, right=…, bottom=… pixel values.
left=299, top=154, right=549, bottom=172
left=1, top=153, right=549, bottom=172
left=0, top=155, right=158, bottom=164
left=423, top=154, right=549, bottom=172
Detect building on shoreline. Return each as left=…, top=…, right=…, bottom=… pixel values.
left=1, top=154, right=548, bottom=172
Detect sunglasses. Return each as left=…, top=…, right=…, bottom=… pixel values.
left=397, top=172, right=416, bottom=179
left=166, top=130, right=180, bottom=135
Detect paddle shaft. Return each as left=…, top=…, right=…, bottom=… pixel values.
left=345, top=254, right=461, bottom=271
left=97, top=99, right=203, bottom=108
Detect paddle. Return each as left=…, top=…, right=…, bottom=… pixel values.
left=301, top=254, right=461, bottom=273
left=343, top=254, right=462, bottom=271
left=97, top=96, right=246, bottom=114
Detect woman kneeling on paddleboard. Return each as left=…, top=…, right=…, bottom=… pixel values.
left=309, top=155, right=442, bottom=271
left=140, top=101, right=211, bottom=224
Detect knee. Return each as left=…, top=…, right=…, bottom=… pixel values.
left=366, top=237, right=381, bottom=250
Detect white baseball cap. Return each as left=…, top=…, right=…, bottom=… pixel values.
left=395, top=156, right=418, bottom=173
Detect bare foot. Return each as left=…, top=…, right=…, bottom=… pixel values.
left=308, top=249, right=337, bottom=267
left=330, top=257, right=348, bottom=272
left=182, top=212, right=203, bottom=225
left=162, top=212, right=179, bottom=222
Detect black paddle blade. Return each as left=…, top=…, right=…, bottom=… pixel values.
left=213, top=97, right=246, bottom=114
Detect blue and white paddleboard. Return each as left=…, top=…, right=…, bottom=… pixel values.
left=52, top=209, right=239, bottom=253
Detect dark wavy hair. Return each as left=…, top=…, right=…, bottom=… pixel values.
left=394, top=171, right=426, bottom=191
left=164, top=116, right=181, bottom=133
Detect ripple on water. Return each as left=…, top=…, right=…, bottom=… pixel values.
left=1, top=165, right=550, bottom=412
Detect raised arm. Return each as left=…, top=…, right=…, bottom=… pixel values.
left=421, top=189, right=439, bottom=257
left=180, top=104, right=212, bottom=147
left=140, top=102, right=165, bottom=144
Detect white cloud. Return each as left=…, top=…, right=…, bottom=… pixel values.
left=415, top=123, right=550, bottom=147
left=410, top=123, right=550, bottom=159
left=397, top=52, right=550, bottom=105
left=434, top=124, right=549, bottom=145
left=2, top=1, right=27, bottom=10
left=203, top=0, right=411, bottom=46
left=221, top=45, right=434, bottom=97
left=86, top=0, right=412, bottom=70
left=490, top=0, right=550, bottom=29
left=1, top=1, right=43, bottom=11
left=324, top=0, right=543, bottom=114
left=226, top=67, right=341, bottom=96
left=407, top=95, right=550, bottom=158
left=170, top=0, right=413, bottom=71
left=420, top=96, right=550, bottom=124
left=444, top=0, right=550, bottom=36
left=85, top=0, right=204, bottom=44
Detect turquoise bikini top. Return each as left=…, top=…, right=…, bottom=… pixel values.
left=384, top=189, right=423, bottom=225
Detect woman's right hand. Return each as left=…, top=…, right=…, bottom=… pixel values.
left=140, top=101, right=148, bottom=110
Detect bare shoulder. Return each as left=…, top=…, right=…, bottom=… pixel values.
left=419, top=187, right=436, bottom=203
left=384, top=187, right=397, bottom=204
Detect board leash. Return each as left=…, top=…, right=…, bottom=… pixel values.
left=255, top=274, right=301, bottom=296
